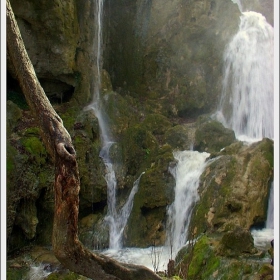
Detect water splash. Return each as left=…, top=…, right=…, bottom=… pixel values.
left=216, top=11, right=274, bottom=141
left=166, top=150, right=210, bottom=255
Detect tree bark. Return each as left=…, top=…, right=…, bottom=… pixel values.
left=6, top=1, right=161, bottom=279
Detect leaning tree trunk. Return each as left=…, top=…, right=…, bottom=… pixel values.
left=6, top=1, right=161, bottom=279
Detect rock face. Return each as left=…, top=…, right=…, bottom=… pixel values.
left=104, top=0, right=241, bottom=118
left=189, top=138, right=274, bottom=236
left=6, top=0, right=274, bottom=278
left=9, top=0, right=79, bottom=101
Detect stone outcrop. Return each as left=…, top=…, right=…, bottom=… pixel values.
left=104, top=0, right=241, bottom=118
left=189, top=138, right=274, bottom=236
left=194, top=116, right=236, bottom=153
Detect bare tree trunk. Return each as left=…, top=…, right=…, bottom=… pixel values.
left=6, top=1, right=161, bottom=279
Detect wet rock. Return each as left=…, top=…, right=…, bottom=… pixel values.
left=218, top=226, right=257, bottom=257
left=194, top=118, right=236, bottom=153
left=189, top=138, right=273, bottom=235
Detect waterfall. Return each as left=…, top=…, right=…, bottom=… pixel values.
left=84, top=0, right=143, bottom=249
left=215, top=11, right=274, bottom=142
left=166, top=150, right=210, bottom=256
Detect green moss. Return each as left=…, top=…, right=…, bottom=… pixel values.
left=194, top=120, right=235, bottom=153
left=257, top=138, right=274, bottom=167
left=220, top=157, right=237, bottom=196
left=46, top=271, right=88, bottom=280
left=59, top=111, right=77, bottom=132
left=218, top=227, right=256, bottom=257
left=23, top=127, right=41, bottom=136
left=7, top=267, right=29, bottom=280
left=141, top=114, right=172, bottom=135
left=121, top=124, right=158, bottom=175
left=220, top=261, right=244, bottom=280
left=21, top=136, right=47, bottom=164
left=164, top=125, right=190, bottom=150
left=186, top=235, right=220, bottom=279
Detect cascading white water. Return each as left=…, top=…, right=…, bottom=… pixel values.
left=102, top=151, right=211, bottom=271
left=166, top=150, right=210, bottom=256
left=216, top=11, right=274, bottom=142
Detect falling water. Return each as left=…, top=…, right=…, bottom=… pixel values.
left=166, top=150, right=210, bottom=256
left=105, top=172, right=145, bottom=249
left=216, top=11, right=274, bottom=141
left=101, top=151, right=211, bottom=271
left=85, top=0, right=144, bottom=250
left=231, top=0, right=243, bottom=12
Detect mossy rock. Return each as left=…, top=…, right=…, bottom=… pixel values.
left=176, top=235, right=220, bottom=280
left=124, top=145, right=175, bottom=247
left=101, top=91, right=140, bottom=137
left=164, top=125, right=192, bottom=150
left=189, top=138, right=273, bottom=236
left=194, top=119, right=236, bottom=153
left=141, top=114, right=172, bottom=136
left=258, top=264, right=274, bottom=280
left=218, top=227, right=257, bottom=257
left=120, top=124, right=158, bottom=175
left=21, top=136, right=47, bottom=165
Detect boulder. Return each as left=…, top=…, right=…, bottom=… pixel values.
left=194, top=117, right=236, bottom=153
left=189, top=138, right=273, bottom=236
left=218, top=226, right=257, bottom=257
